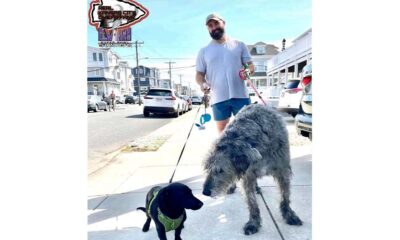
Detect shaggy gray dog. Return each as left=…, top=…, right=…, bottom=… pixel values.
left=202, top=104, right=302, bottom=235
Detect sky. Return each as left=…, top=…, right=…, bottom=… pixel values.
left=87, top=0, right=311, bottom=88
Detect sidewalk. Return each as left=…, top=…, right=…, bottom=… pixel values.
left=88, top=106, right=312, bottom=240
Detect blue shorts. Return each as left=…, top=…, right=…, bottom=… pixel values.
left=212, top=98, right=251, bottom=121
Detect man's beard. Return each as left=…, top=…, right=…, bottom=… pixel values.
left=210, top=27, right=225, bottom=40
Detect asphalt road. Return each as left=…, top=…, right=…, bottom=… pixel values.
left=88, top=103, right=175, bottom=163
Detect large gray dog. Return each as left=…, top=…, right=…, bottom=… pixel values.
left=202, top=104, right=302, bottom=235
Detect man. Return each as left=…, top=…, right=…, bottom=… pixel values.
left=109, top=90, right=116, bottom=111
left=196, top=13, right=255, bottom=134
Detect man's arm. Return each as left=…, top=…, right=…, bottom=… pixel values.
left=196, top=71, right=210, bottom=94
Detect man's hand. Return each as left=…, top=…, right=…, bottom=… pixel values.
left=201, top=82, right=211, bottom=94
left=196, top=71, right=210, bottom=94
left=247, top=62, right=255, bottom=75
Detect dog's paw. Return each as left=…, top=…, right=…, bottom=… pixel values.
left=285, top=215, right=303, bottom=226
left=243, top=222, right=259, bottom=235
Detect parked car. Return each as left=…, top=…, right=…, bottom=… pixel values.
left=295, top=64, right=312, bottom=141
left=277, top=78, right=303, bottom=117
left=191, top=96, right=203, bottom=105
left=125, top=95, right=135, bottom=104
left=260, top=85, right=284, bottom=108
left=181, top=95, right=192, bottom=111
left=143, top=88, right=187, bottom=117
left=116, top=95, right=125, bottom=104
left=88, top=95, right=108, bottom=112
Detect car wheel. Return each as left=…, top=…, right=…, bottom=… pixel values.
left=173, top=108, right=179, bottom=118
left=144, top=111, right=150, bottom=117
left=94, top=105, right=98, bottom=112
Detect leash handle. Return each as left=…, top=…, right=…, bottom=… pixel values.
left=239, top=64, right=267, bottom=105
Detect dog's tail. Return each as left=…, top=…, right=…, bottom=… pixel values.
left=137, top=207, right=146, bottom=212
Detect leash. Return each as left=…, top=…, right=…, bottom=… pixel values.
left=239, top=64, right=267, bottom=105
left=168, top=106, right=202, bottom=183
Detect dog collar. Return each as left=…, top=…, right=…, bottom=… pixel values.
left=147, top=190, right=184, bottom=232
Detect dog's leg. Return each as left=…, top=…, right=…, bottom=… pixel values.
left=142, top=216, right=151, bottom=232
left=155, top=224, right=168, bottom=240
left=242, top=175, right=261, bottom=235
left=174, top=223, right=184, bottom=240
left=275, top=170, right=303, bottom=226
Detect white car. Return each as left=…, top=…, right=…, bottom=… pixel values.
left=191, top=96, right=203, bottom=105
left=277, top=79, right=303, bottom=117
left=143, top=88, right=187, bottom=118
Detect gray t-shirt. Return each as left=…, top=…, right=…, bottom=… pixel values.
left=196, top=38, right=252, bottom=105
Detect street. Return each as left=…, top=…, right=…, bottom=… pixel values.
left=88, top=103, right=186, bottom=174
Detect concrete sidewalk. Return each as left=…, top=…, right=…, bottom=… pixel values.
left=88, top=106, right=312, bottom=240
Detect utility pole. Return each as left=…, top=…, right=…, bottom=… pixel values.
left=165, top=61, right=175, bottom=90
left=135, top=40, right=144, bottom=105
left=178, top=74, right=183, bottom=95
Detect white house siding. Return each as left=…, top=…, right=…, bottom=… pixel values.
left=267, top=29, right=312, bottom=85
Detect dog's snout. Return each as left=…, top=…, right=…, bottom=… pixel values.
left=202, top=188, right=211, bottom=196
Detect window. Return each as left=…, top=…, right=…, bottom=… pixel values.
left=256, top=45, right=266, bottom=54
left=254, top=61, right=267, bottom=72
left=93, top=52, right=97, bottom=61
left=99, top=53, right=103, bottom=61
left=147, top=89, right=172, bottom=96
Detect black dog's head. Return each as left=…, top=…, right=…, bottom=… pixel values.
left=163, top=182, right=203, bottom=210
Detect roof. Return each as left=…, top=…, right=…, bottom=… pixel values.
left=247, top=43, right=280, bottom=55
left=293, top=28, right=312, bottom=42
left=87, top=77, right=120, bottom=84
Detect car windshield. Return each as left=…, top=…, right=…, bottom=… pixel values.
left=285, top=80, right=300, bottom=89
left=147, top=89, right=172, bottom=96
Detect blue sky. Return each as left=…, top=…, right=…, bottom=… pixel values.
left=87, top=0, right=311, bottom=82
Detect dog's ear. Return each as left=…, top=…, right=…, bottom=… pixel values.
left=232, top=153, right=250, bottom=175
left=244, top=147, right=262, bottom=161
left=232, top=147, right=261, bottom=175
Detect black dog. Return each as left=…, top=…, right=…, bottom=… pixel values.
left=137, top=182, right=203, bottom=240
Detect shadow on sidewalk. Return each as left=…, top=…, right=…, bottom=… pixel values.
left=88, top=175, right=205, bottom=225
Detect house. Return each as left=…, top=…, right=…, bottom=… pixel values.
left=131, top=66, right=160, bottom=95
left=159, top=79, right=172, bottom=89
left=118, top=60, right=134, bottom=96
left=266, top=28, right=312, bottom=86
left=87, top=46, right=122, bottom=96
left=246, top=42, right=280, bottom=94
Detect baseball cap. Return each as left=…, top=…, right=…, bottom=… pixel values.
left=205, top=13, right=225, bottom=25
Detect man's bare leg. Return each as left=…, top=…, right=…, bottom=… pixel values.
left=216, top=118, right=230, bottom=134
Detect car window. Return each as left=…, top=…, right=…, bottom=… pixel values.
left=147, top=89, right=172, bottom=96
left=285, top=80, right=300, bottom=89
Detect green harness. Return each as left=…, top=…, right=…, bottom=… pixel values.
left=147, top=190, right=184, bottom=232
